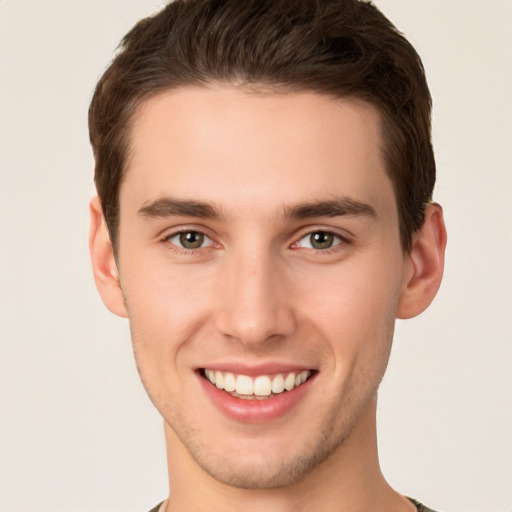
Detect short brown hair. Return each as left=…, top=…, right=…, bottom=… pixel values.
left=89, top=0, right=435, bottom=252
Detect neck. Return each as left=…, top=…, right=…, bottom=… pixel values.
left=163, top=395, right=414, bottom=512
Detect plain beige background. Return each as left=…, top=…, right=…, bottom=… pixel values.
left=1, top=1, right=511, bottom=511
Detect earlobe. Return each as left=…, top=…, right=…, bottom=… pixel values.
left=396, top=203, right=447, bottom=319
left=89, top=196, right=128, bottom=318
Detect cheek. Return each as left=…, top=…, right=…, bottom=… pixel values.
left=299, top=257, right=403, bottom=362
left=121, top=265, right=209, bottom=412
left=123, top=254, right=212, bottom=324
left=120, top=257, right=215, bottom=373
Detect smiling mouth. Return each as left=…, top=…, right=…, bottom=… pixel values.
left=201, top=369, right=313, bottom=400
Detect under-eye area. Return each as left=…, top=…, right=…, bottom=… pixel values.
left=200, top=369, right=315, bottom=399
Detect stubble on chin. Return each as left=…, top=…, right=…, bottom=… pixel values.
left=166, top=397, right=366, bottom=490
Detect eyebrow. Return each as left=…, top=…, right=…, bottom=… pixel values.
left=284, top=197, right=376, bottom=219
left=137, top=195, right=376, bottom=221
left=138, top=198, right=221, bottom=219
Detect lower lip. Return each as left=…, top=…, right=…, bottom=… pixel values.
left=198, top=372, right=314, bottom=424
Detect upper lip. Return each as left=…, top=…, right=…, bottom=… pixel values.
left=197, top=361, right=316, bottom=377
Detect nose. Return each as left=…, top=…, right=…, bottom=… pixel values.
left=214, top=249, right=297, bottom=347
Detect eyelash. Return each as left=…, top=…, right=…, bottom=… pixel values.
left=161, top=228, right=351, bottom=255
left=163, top=230, right=215, bottom=255
left=292, top=229, right=350, bottom=254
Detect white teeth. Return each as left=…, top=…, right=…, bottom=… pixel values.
left=223, top=372, right=236, bottom=392
left=254, top=376, right=272, bottom=396
left=214, top=371, right=224, bottom=389
left=271, top=374, right=285, bottom=393
left=284, top=372, right=296, bottom=391
left=204, top=369, right=312, bottom=397
left=235, top=375, right=253, bottom=395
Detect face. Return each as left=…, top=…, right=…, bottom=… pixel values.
left=114, top=87, right=410, bottom=488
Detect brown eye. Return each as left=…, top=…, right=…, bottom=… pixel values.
left=309, top=231, right=334, bottom=249
left=297, top=231, right=342, bottom=250
left=167, top=230, right=213, bottom=250
left=179, top=231, right=204, bottom=249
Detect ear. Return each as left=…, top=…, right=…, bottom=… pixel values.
left=397, top=203, right=447, bottom=319
left=89, top=196, right=128, bottom=318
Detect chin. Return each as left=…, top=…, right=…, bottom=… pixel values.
left=182, top=425, right=347, bottom=490
left=196, top=454, right=317, bottom=489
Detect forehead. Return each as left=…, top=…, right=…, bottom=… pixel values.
left=121, top=86, right=395, bottom=221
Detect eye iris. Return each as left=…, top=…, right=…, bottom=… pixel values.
left=310, top=231, right=334, bottom=249
left=179, top=231, right=204, bottom=249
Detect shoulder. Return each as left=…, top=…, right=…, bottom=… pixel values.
left=409, top=497, right=440, bottom=512
left=147, top=502, right=164, bottom=512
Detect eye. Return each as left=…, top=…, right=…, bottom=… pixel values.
left=166, top=230, right=213, bottom=250
left=296, top=230, right=343, bottom=250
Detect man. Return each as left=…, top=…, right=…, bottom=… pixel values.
left=88, top=1, right=447, bottom=511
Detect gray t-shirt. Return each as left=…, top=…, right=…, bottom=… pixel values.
left=409, top=497, right=438, bottom=512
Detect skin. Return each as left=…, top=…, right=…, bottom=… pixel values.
left=90, top=86, right=446, bottom=512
